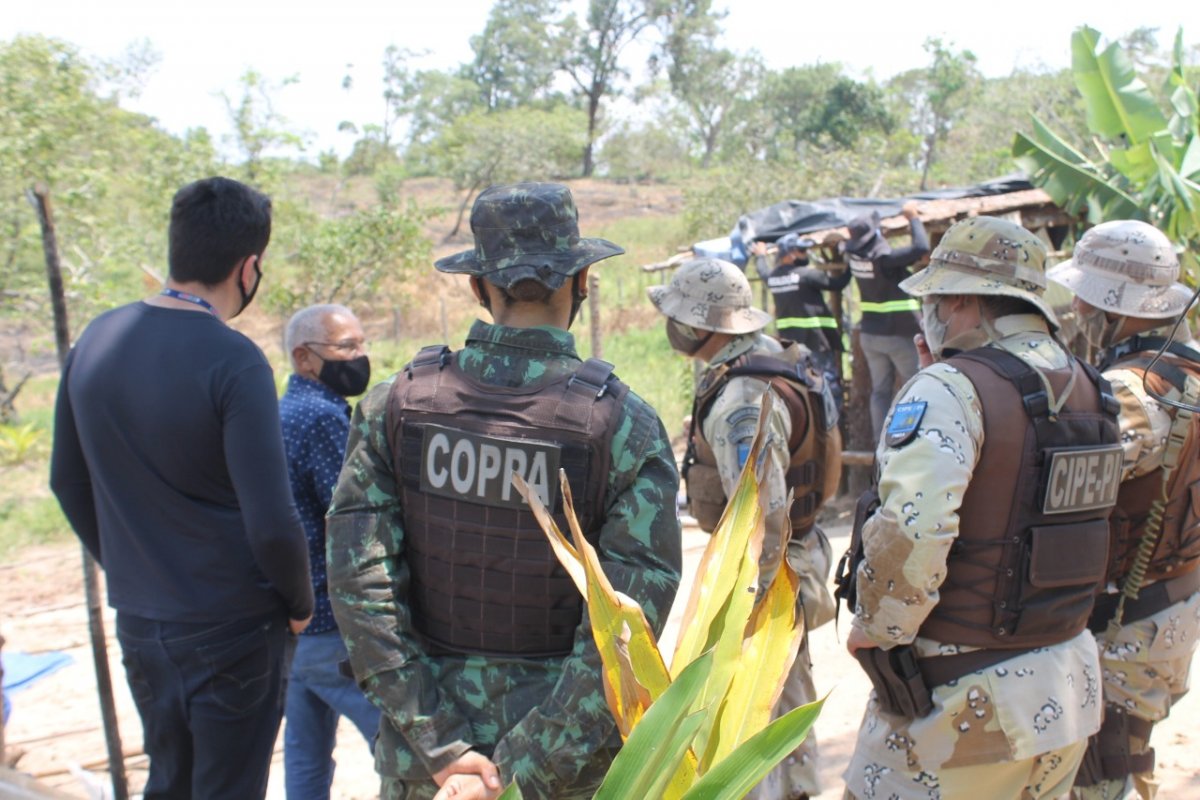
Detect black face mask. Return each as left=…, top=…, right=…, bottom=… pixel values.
left=233, top=258, right=262, bottom=318
left=665, top=318, right=712, bottom=356
left=316, top=354, right=371, bottom=397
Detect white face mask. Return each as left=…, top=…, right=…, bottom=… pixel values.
left=922, top=298, right=951, bottom=356
left=1076, top=303, right=1123, bottom=349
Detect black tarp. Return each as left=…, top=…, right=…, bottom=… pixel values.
left=736, top=175, right=1035, bottom=243
left=692, top=175, right=1035, bottom=266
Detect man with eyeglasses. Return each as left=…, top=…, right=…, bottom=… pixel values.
left=279, top=304, right=379, bottom=800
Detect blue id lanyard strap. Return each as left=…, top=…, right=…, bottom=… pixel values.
left=160, top=288, right=218, bottom=316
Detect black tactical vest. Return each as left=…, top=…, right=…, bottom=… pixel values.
left=386, top=345, right=626, bottom=658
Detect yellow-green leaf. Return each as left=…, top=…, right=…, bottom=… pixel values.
left=708, top=559, right=804, bottom=765
left=671, top=398, right=772, bottom=675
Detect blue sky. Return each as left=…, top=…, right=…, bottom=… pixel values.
left=6, top=0, right=1196, bottom=157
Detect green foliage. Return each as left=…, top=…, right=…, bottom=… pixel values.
left=221, top=69, right=307, bottom=184
left=888, top=38, right=981, bottom=189
left=464, top=0, right=572, bottom=111
left=681, top=146, right=914, bottom=241
left=0, top=494, right=72, bottom=558
left=418, top=105, right=587, bottom=234
left=1014, top=26, right=1200, bottom=275
left=599, top=119, right=693, bottom=181
left=0, top=34, right=220, bottom=329
left=0, top=423, right=44, bottom=466
left=262, top=201, right=434, bottom=314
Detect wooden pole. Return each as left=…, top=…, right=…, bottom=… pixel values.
left=588, top=274, right=602, bottom=360
left=26, top=185, right=129, bottom=800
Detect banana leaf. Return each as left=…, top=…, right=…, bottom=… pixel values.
left=1071, top=26, right=1166, bottom=146
left=1012, top=119, right=1140, bottom=221
left=682, top=697, right=826, bottom=800
left=593, top=651, right=715, bottom=800
left=497, top=783, right=523, bottom=800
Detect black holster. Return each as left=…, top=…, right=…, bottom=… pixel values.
left=834, top=488, right=880, bottom=620
left=1074, top=705, right=1156, bottom=786
left=853, top=644, right=934, bottom=719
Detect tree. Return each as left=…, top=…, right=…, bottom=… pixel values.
left=1013, top=27, right=1200, bottom=275
left=263, top=203, right=433, bottom=313
left=422, top=106, right=587, bottom=237
left=561, top=0, right=666, bottom=176
left=221, top=69, right=306, bottom=183
left=656, top=0, right=758, bottom=167
left=0, top=35, right=217, bottom=323
left=465, top=0, right=572, bottom=111
left=890, top=38, right=980, bottom=189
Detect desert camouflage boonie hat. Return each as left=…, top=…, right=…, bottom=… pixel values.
left=1046, top=220, right=1189, bottom=319
left=434, top=182, right=624, bottom=289
left=901, top=215, right=1059, bottom=328
left=646, top=257, right=772, bottom=334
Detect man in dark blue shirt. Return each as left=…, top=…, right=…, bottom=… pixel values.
left=51, top=176, right=314, bottom=798
left=279, top=304, right=379, bottom=800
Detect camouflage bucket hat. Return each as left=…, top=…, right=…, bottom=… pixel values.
left=646, top=257, right=772, bottom=334
left=434, top=182, right=624, bottom=289
left=1047, top=220, right=1189, bottom=319
left=901, top=215, right=1059, bottom=328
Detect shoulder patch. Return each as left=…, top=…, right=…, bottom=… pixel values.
left=885, top=401, right=927, bottom=448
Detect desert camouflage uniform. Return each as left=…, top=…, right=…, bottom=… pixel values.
left=326, top=320, right=682, bottom=800
left=701, top=331, right=836, bottom=800
left=1074, top=323, right=1200, bottom=800
left=845, top=315, right=1103, bottom=800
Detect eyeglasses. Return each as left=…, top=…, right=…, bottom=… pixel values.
left=304, top=340, right=365, bottom=356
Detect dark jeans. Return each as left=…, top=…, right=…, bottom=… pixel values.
left=116, top=610, right=292, bottom=799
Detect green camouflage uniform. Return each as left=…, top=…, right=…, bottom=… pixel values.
left=700, top=331, right=835, bottom=800
left=845, top=315, right=1103, bottom=799
left=1074, top=323, right=1200, bottom=800
left=326, top=320, right=682, bottom=800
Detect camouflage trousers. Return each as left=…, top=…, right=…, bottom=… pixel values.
left=1071, top=590, right=1200, bottom=800
left=843, top=740, right=1086, bottom=799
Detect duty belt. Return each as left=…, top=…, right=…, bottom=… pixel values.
left=1089, top=566, right=1200, bottom=632
left=859, top=299, right=919, bottom=314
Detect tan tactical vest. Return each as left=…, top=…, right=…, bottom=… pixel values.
left=685, top=341, right=841, bottom=539
left=918, top=346, right=1120, bottom=649
left=386, top=345, right=626, bottom=657
left=1106, top=353, right=1200, bottom=583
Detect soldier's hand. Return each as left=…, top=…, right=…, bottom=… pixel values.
left=846, top=624, right=878, bottom=655
left=901, top=201, right=920, bottom=220
left=433, top=774, right=502, bottom=800
left=914, top=333, right=935, bottom=369
left=288, top=614, right=312, bottom=635
left=433, top=751, right=501, bottom=793
left=749, top=241, right=768, bottom=257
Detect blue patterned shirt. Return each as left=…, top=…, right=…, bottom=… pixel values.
left=280, top=374, right=351, bottom=634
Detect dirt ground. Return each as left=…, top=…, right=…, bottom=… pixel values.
left=3, top=521, right=1199, bottom=798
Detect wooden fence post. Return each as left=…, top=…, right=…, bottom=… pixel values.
left=26, top=185, right=129, bottom=800
left=588, top=274, right=602, bottom=360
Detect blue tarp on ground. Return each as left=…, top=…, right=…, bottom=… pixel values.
left=2, top=650, right=75, bottom=723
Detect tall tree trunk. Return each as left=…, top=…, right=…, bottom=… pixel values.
left=26, top=185, right=130, bottom=800
left=582, top=92, right=601, bottom=177
left=919, top=132, right=937, bottom=191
